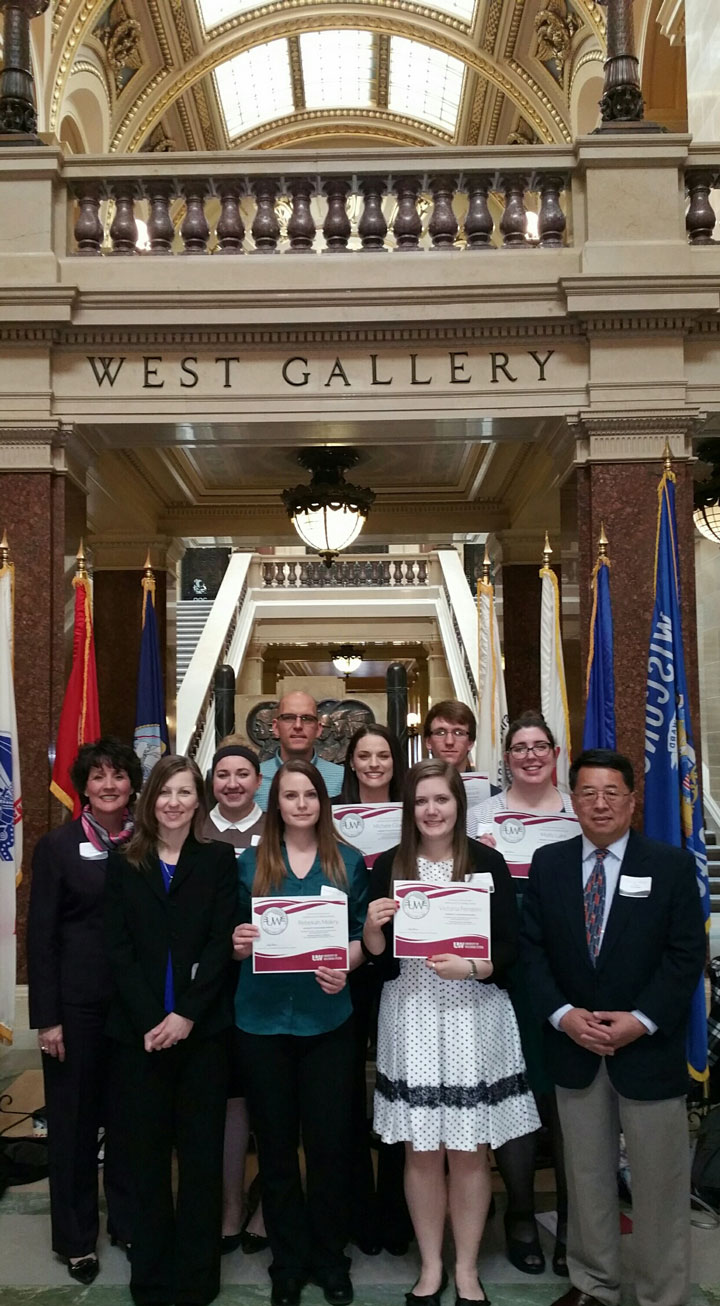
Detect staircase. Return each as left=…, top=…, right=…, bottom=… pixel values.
left=176, top=600, right=213, bottom=691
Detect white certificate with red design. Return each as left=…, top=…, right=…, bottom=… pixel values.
left=475, top=809, right=580, bottom=878
left=461, top=772, right=495, bottom=833
left=332, top=803, right=402, bottom=867
left=393, top=880, right=491, bottom=960
left=252, top=895, right=349, bottom=973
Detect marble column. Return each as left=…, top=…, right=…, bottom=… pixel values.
left=0, top=427, right=79, bottom=979
left=566, top=418, right=701, bottom=810
left=91, top=538, right=178, bottom=748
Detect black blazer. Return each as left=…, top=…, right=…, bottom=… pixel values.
left=367, top=838, right=519, bottom=987
left=27, top=819, right=114, bottom=1028
left=520, top=830, right=706, bottom=1100
left=104, top=834, right=238, bottom=1046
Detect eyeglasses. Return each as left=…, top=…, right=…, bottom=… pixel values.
left=429, top=728, right=470, bottom=740
left=277, top=713, right=318, bottom=725
left=507, top=742, right=552, bottom=758
left=574, top=788, right=631, bottom=805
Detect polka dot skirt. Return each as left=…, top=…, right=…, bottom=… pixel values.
left=374, top=857, right=540, bottom=1152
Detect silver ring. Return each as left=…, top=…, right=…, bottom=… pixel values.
left=40, top=1046, right=48, bottom=1052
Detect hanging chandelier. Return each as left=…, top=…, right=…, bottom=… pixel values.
left=331, top=645, right=364, bottom=676
left=282, top=447, right=376, bottom=567
left=694, top=439, right=720, bottom=544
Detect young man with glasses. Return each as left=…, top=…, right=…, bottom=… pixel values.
left=423, top=700, right=476, bottom=772
left=521, top=747, right=705, bottom=1306
left=257, top=691, right=344, bottom=811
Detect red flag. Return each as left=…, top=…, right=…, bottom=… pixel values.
left=50, top=574, right=100, bottom=816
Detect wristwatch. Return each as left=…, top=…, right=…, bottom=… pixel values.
left=467, top=959, right=479, bottom=980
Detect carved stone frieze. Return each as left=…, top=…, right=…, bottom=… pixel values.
left=0, top=425, right=68, bottom=474
left=568, top=411, right=706, bottom=463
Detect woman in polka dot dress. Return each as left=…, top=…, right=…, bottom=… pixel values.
left=362, top=759, right=539, bottom=1306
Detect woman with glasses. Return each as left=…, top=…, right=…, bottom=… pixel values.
left=365, top=759, right=539, bottom=1306
left=232, top=758, right=368, bottom=1306
left=474, top=711, right=572, bottom=1279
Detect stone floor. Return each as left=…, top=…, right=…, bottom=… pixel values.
left=1, top=1043, right=719, bottom=1306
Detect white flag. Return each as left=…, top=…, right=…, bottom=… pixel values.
left=540, top=564, right=571, bottom=790
left=476, top=578, right=508, bottom=789
left=0, top=562, right=21, bottom=1045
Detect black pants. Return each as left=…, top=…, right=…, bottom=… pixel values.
left=240, top=1018, right=354, bottom=1281
left=42, top=1002, right=134, bottom=1258
left=348, top=966, right=412, bottom=1248
left=113, top=1033, right=228, bottom=1306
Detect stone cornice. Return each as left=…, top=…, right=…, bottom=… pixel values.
left=568, top=411, right=706, bottom=463
left=0, top=425, right=70, bottom=473
left=88, top=533, right=182, bottom=570
left=51, top=320, right=585, bottom=348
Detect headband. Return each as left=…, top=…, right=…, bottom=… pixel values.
left=211, top=745, right=260, bottom=775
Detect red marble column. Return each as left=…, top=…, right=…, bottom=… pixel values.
left=569, top=456, right=700, bottom=813
left=501, top=564, right=542, bottom=721
left=94, top=568, right=167, bottom=746
left=0, top=471, right=67, bottom=979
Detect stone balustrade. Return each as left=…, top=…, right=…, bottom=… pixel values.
left=685, top=150, right=720, bottom=244
left=63, top=147, right=576, bottom=256
left=261, top=555, right=431, bottom=588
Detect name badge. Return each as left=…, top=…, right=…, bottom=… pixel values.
left=79, top=842, right=107, bottom=860
left=619, top=875, right=651, bottom=897
left=251, top=834, right=261, bottom=847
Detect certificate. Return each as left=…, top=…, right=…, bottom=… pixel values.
left=462, top=772, right=497, bottom=835
left=252, top=894, right=349, bottom=973
left=393, top=880, right=491, bottom=960
left=332, top=803, right=402, bottom=867
left=475, top=809, right=580, bottom=878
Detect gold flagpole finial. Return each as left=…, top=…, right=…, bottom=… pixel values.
left=143, top=549, right=154, bottom=577
left=598, top=521, right=608, bottom=558
left=662, top=440, right=673, bottom=471
left=481, top=541, right=491, bottom=583
left=542, top=531, right=552, bottom=567
left=75, top=538, right=88, bottom=577
left=0, top=530, right=8, bottom=567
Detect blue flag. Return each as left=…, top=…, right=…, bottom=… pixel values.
left=134, top=576, right=169, bottom=782
left=583, top=554, right=616, bottom=750
left=644, top=468, right=709, bottom=1082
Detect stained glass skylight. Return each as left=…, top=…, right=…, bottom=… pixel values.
left=214, top=39, right=294, bottom=138
left=300, top=31, right=374, bottom=109
left=388, top=37, right=464, bottom=133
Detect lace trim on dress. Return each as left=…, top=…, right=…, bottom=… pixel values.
left=375, top=1069, right=531, bottom=1109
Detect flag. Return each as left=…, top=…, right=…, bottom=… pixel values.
left=0, top=556, right=21, bottom=1045
left=476, top=572, right=508, bottom=788
left=50, top=572, right=101, bottom=817
left=134, top=567, right=169, bottom=782
left=643, top=462, right=710, bottom=1082
left=539, top=551, right=572, bottom=788
left=582, top=546, right=616, bottom=750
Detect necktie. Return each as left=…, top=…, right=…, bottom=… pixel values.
left=584, top=848, right=607, bottom=964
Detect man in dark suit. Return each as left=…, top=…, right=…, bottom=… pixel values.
left=521, top=747, right=705, bottom=1306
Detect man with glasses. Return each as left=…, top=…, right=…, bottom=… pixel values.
left=423, top=700, right=475, bottom=771
left=256, top=691, right=344, bottom=811
left=521, top=748, right=705, bottom=1306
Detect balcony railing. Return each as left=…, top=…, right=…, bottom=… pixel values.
left=685, top=148, right=720, bottom=244
left=63, top=147, right=575, bottom=257
left=261, top=555, right=431, bottom=588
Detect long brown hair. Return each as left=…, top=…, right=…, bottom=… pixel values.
left=253, top=758, right=347, bottom=895
left=125, top=755, right=208, bottom=867
left=392, top=758, right=471, bottom=883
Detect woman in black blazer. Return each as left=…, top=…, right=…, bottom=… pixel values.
left=105, top=754, right=238, bottom=1306
left=27, top=737, right=142, bottom=1284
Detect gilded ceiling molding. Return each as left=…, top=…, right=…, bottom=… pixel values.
left=236, top=107, right=450, bottom=150
left=199, top=0, right=476, bottom=43
left=175, top=94, right=198, bottom=150
left=503, top=0, right=525, bottom=60
left=287, top=34, right=305, bottom=109
left=377, top=33, right=390, bottom=109
left=113, top=12, right=565, bottom=151
left=481, top=0, right=502, bottom=53
left=568, top=46, right=604, bottom=97
left=467, top=78, right=488, bottom=143
left=192, top=83, right=219, bottom=148
left=169, top=0, right=197, bottom=61
left=69, top=57, right=112, bottom=110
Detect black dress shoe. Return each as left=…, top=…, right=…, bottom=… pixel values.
left=552, top=1238, right=569, bottom=1277
left=551, top=1290, right=605, bottom=1306
left=67, top=1255, right=99, bottom=1285
left=454, top=1279, right=491, bottom=1306
left=354, top=1234, right=383, bottom=1256
left=221, top=1231, right=243, bottom=1254
left=271, top=1275, right=307, bottom=1306
left=384, top=1237, right=410, bottom=1256
left=406, top=1267, right=449, bottom=1305
left=317, top=1270, right=354, bottom=1305
left=240, top=1228, right=270, bottom=1254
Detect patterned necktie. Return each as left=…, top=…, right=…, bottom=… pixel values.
left=584, top=848, right=607, bottom=964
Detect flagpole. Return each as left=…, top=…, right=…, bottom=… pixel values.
left=0, top=528, right=22, bottom=1044
left=539, top=531, right=572, bottom=787
left=142, top=549, right=155, bottom=628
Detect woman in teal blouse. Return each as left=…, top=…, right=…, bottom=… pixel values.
left=233, top=758, right=368, bottom=1306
